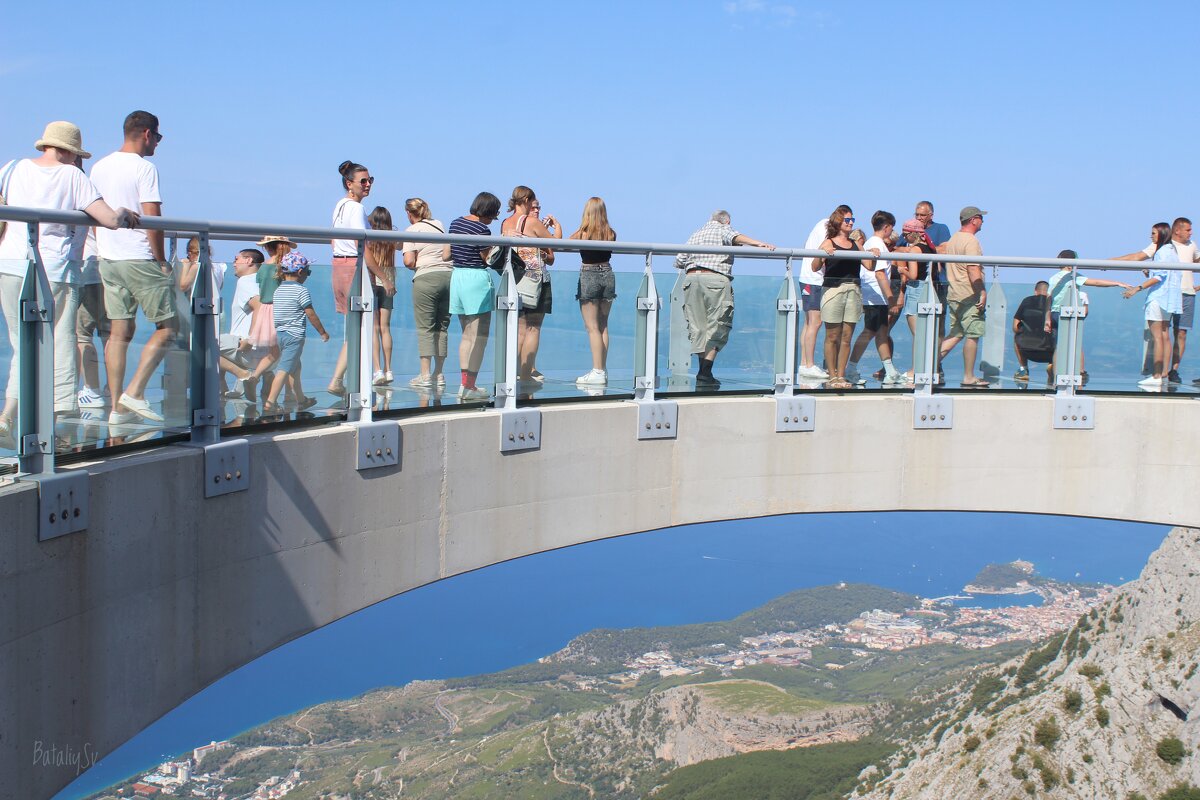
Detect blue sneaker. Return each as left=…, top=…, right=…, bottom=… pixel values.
left=1014, top=367, right=1029, bottom=381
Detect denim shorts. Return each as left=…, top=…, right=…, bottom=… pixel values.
left=577, top=265, right=616, bottom=302
left=275, top=329, right=305, bottom=375
left=800, top=282, right=823, bottom=312
left=903, top=279, right=923, bottom=317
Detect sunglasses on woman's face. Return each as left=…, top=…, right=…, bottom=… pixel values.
left=843, top=217, right=855, bottom=225
left=358, top=177, right=375, bottom=186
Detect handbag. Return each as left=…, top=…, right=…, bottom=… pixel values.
left=512, top=214, right=542, bottom=309
left=0, top=159, right=19, bottom=242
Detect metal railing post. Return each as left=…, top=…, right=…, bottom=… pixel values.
left=16, top=222, right=54, bottom=476
left=493, top=251, right=518, bottom=410
left=912, top=277, right=951, bottom=428
left=188, top=230, right=220, bottom=443
left=1052, top=267, right=1092, bottom=428
left=631, top=254, right=676, bottom=438
left=774, top=256, right=797, bottom=397
left=346, top=244, right=373, bottom=423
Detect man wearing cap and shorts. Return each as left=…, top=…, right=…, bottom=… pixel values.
left=0, top=121, right=137, bottom=444
left=798, top=205, right=852, bottom=379
left=675, top=210, right=775, bottom=389
left=938, top=206, right=989, bottom=387
left=90, top=110, right=172, bottom=425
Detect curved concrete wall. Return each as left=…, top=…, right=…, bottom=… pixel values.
left=3, top=393, right=1196, bottom=798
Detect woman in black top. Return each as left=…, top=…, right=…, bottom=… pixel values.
left=813, top=209, right=863, bottom=389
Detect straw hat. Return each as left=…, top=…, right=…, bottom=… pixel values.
left=34, top=121, right=92, bottom=159
left=256, top=235, right=297, bottom=248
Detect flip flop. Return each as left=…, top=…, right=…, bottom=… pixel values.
left=960, top=378, right=990, bottom=387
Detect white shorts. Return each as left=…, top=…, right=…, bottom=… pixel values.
left=1146, top=302, right=1170, bottom=322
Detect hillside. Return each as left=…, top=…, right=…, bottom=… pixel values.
left=859, top=526, right=1200, bottom=800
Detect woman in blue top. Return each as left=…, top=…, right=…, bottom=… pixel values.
left=1124, top=223, right=1181, bottom=389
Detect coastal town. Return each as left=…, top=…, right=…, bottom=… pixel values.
left=93, top=740, right=300, bottom=800
left=619, top=575, right=1111, bottom=681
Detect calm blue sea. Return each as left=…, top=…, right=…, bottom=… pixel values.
left=55, top=511, right=1166, bottom=798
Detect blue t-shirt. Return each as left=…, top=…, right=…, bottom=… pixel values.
left=272, top=281, right=313, bottom=337
left=449, top=217, right=491, bottom=268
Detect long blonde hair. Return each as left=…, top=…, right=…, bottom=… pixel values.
left=571, top=197, right=616, bottom=241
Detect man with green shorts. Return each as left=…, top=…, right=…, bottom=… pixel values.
left=674, top=210, right=775, bottom=388
left=938, top=206, right=989, bottom=387
left=90, top=110, right=174, bottom=424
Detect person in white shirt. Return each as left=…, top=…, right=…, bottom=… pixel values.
left=90, top=110, right=172, bottom=425
left=846, top=211, right=902, bottom=385
left=218, top=249, right=265, bottom=400
left=0, top=121, right=138, bottom=445
left=327, top=159, right=372, bottom=397
left=798, top=205, right=851, bottom=379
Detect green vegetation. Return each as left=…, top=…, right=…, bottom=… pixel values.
left=969, top=562, right=1039, bottom=590
left=653, top=739, right=894, bottom=800
left=1015, top=633, right=1067, bottom=687
left=1033, top=716, right=1061, bottom=749
left=1063, top=689, right=1083, bottom=713
left=969, top=674, right=1006, bottom=712
left=1157, top=737, right=1187, bottom=766
left=562, top=584, right=917, bottom=664
left=1160, top=785, right=1200, bottom=800
left=1079, top=662, right=1104, bottom=678
left=1095, top=681, right=1112, bottom=700
left=1096, top=706, right=1110, bottom=727
left=696, top=680, right=829, bottom=717
left=963, top=734, right=981, bottom=753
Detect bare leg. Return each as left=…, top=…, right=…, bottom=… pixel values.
left=377, top=307, right=392, bottom=374
left=459, top=313, right=491, bottom=374
left=849, top=326, right=875, bottom=364
left=122, top=319, right=178, bottom=401
left=1151, top=320, right=1171, bottom=378
left=962, top=337, right=979, bottom=382
left=800, top=309, right=821, bottom=367
left=823, top=322, right=843, bottom=379
left=105, top=318, right=135, bottom=401
left=518, top=312, right=544, bottom=380
left=331, top=341, right=348, bottom=390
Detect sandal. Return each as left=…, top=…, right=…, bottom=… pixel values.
left=327, top=379, right=346, bottom=397
left=960, top=377, right=990, bottom=387
left=297, top=396, right=318, bottom=411
left=261, top=401, right=284, bottom=418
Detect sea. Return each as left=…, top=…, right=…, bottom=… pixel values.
left=56, top=510, right=1167, bottom=798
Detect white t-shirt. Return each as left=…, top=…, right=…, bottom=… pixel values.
left=800, top=218, right=828, bottom=285
left=1173, top=240, right=1197, bottom=295
left=81, top=229, right=100, bottom=285
left=0, top=158, right=102, bottom=283
left=229, top=272, right=260, bottom=338
left=90, top=151, right=161, bottom=261
left=860, top=235, right=891, bottom=306
left=332, top=198, right=368, bottom=256
left=402, top=219, right=453, bottom=275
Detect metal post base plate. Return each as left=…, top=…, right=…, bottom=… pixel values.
left=354, top=420, right=401, bottom=470
left=776, top=395, right=815, bottom=432
left=26, top=469, right=89, bottom=541
left=1054, top=395, right=1095, bottom=429
left=913, top=395, right=953, bottom=429
left=499, top=409, right=541, bottom=452
left=635, top=400, right=678, bottom=440
left=186, top=438, right=250, bottom=498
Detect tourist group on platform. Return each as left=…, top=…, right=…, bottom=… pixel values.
left=1, top=113, right=1198, bottom=442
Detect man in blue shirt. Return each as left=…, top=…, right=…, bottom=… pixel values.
left=915, top=201, right=952, bottom=339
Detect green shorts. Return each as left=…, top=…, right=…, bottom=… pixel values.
left=947, top=297, right=986, bottom=339
left=99, top=258, right=177, bottom=323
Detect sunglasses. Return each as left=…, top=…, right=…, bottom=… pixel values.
left=358, top=177, right=375, bottom=186
left=843, top=217, right=856, bottom=225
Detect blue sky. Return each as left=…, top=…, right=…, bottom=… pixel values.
left=3, top=1, right=1198, bottom=273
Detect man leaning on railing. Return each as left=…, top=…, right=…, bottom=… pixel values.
left=674, top=210, right=775, bottom=389
left=0, top=121, right=139, bottom=449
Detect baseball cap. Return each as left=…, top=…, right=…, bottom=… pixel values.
left=959, top=206, right=988, bottom=224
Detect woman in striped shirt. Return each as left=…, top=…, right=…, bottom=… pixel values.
left=443, top=191, right=501, bottom=401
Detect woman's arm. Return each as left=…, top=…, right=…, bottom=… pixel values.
left=1083, top=277, right=1132, bottom=289
left=1124, top=276, right=1162, bottom=299
left=403, top=249, right=418, bottom=271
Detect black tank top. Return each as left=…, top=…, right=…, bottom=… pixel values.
left=822, top=240, right=862, bottom=288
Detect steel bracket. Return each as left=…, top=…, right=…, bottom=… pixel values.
left=776, top=394, right=815, bottom=432
left=193, top=408, right=218, bottom=426
left=350, top=296, right=374, bottom=312
left=917, top=302, right=943, bottom=316
left=21, top=433, right=49, bottom=454
left=346, top=392, right=371, bottom=409
left=635, top=400, right=677, bottom=440
left=1059, top=306, right=1085, bottom=319
left=914, top=395, right=953, bottom=429
left=499, top=408, right=541, bottom=452
left=20, top=300, right=49, bottom=322
left=777, top=299, right=797, bottom=312
left=496, top=296, right=517, bottom=311
left=1054, top=395, right=1095, bottom=429
left=355, top=420, right=401, bottom=470
left=25, top=469, right=89, bottom=541
left=1056, top=375, right=1082, bottom=388
left=191, top=296, right=219, bottom=316
left=637, top=297, right=662, bottom=311
left=185, top=438, right=250, bottom=498
left=774, top=373, right=794, bottom=388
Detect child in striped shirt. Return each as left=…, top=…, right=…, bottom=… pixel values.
left=263, top=252, right=329, bottom=415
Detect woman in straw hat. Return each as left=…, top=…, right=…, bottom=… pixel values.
left=0, top=121, right=138, bottom=447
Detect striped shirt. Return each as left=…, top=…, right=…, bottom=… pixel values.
left=449, top=216, right=491, bottom=268
left=272, top=281, right=313, bottom=337
left=673, top=220, right=742, bottom=277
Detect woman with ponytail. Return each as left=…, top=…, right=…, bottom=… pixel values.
left=328, top=159, right=372, bottom=396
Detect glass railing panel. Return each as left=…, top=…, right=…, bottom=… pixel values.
left=52, top=260, right=192, bottom=454
left=1069, top=267, right=1196, bottom=394
left=0, top=281, right=15, bottom=460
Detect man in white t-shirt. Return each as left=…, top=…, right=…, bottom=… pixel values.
left=847, top=211, right=902, bottom=385
left=798, top=204, right=852, bottom=379
left=90, top=110, right=173, bottom=425
left=0, top=121, right=138, bottom=444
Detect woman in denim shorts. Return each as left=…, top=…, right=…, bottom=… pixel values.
left=569, top=197, right=617, bottom=386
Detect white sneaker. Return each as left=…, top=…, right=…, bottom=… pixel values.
left=882, top=372, right=905, bottom=386
left=107, top=410, right=137, bottom=425
left=845, top=365, right=866, bottom=386
left=1138, top=375, right=1163, bottom=389
left=117, top=393, right=163, bottom=422
left=77, top=387, right=106, bottom=408
left=384, top=370, right=394, bottom=384
left=798, top=365, right=829, bottom=379
left=576, top=368, right=608, bottom=386
left=372, top=370, right=388, bottom=386
left=459, top=386, right=490, bottom=401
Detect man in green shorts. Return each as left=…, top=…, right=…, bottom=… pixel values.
left=938, top=206, right=989, bottom=387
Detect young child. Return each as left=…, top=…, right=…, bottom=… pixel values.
left=262, top=252, right=329, bottom=415
left=219, top=248, right=265, bottom=400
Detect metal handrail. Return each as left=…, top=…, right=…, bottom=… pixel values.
left=0, top=206, right=1187, bottom=272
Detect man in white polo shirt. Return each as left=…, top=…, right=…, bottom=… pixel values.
left=90, top=110, right=173, bottom=425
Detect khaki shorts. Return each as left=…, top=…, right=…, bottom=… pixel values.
left=99, top=258, right=177, bottom=323
left=820, top=283, right=862, bottom=324
left=948, top=297, right=986, bottom=339
left=76, top=282, right=111, bottom=341
left=681, top=271, right=734, bottom=354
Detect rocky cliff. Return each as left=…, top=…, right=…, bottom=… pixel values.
left=860, top=526, right=1200, bottom=799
